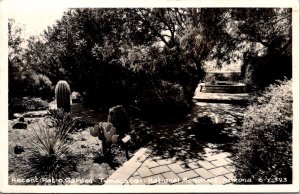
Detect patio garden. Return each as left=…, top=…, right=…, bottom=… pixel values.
left=8, top=8, right=292, bottom=185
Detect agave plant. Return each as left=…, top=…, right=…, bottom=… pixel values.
left=48, top=108, right=77, bottom=137
left=20, top=117, right=76, bottom=184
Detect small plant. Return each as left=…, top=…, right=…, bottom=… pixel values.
left=20, top=118, right=76, bottom=184
left=48, top=108, right=77, bottom=135
left=90, top=122, right=119, bottom=155
left=89, top=105, right=130, bottom=157
left=55, top=80, right=71, bottom=112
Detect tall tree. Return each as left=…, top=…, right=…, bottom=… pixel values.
left=197, top=8, right=292, bottom=89
left=9, top=19, right=53, bottom=99
left=26, top=8, right=210, bottom=110
left=24, top=8, right=292, bottom=117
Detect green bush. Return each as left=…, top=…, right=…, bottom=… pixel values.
left=137, top=80, right=189, bottom=120
left=235, top=79, right=292, bottom=184
left=9, top=97, right=49, bottom=118
left=28, top=73, right=54, bottom=99
left=9, top=70, right=54, bottom=100
left=242, top=53, right=292, bottom=91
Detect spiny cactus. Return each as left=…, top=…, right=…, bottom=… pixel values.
left=89, top=105, right=130, bottom=156
left=55, top=80, right=71, bottom=112
left=90, top=122, right=120, bottom=155
left=107, top=105, right=130, bottom=138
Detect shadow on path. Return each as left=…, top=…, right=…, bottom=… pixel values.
left=146, top=102, right=246, bottom=162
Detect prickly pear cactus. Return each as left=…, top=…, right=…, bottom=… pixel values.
left=90, top=122, right=120, bottom=155
left=55, top=80, right=71, bottom=112
left=107, top=105, right=130, bottom=138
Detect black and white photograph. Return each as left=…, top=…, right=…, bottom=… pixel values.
left=0, top=0, right=299, bottom=193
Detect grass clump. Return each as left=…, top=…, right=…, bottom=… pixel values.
left=20, top=111, right=77, bottom=184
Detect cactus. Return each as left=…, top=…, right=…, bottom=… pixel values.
left=90, top=125, right=100, bottom=137
left=55, top=80, right=71, bottom=112
left=107, top=105, right=130, bottom=138
left=90, top=122, right=120, bottom=155
left=89, top=105, right=130, bottom=156
left=100, top=122, right=119, bottom=144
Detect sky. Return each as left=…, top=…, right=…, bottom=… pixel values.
left=7, top=1, right=67, bottom=38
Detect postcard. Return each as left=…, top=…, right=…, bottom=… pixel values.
left=0, top=0, right=299, bottom=193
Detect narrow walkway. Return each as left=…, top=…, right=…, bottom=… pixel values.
left=105, top=147, right=235, bottom=185
left=105, top=86, right=245, bottom=185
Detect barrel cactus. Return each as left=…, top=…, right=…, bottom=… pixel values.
left=107, top=105, right=130, bottom=138
left=55, top=80, right=71, bottom=112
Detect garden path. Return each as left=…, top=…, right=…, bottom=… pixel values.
left=104, top=101, right=246, bottom=185
left=105, top=147, right=235, bottom=185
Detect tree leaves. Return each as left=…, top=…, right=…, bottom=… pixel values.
left=18, top=8, right=292, bottom=109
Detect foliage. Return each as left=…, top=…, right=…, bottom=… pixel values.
left=137, top=80, right=189, bottom=120
left=48, top=108, right=77, bottom=135
left=8, top=18, right=23, bottom=64
left=10, top=70, right=54, bottom=99
left=9, top=97, right=48, bottom=118
left=229, top=8, right=291, bottom=89
left=22, top=8, right=209, bottom=119
left=235, top=79, right=292, bottom=184
left=20, top=117, right=77, bottom=184
left=8, top=19, right=54, bottom=100
left=18, top=8, right=292, bottom=119
left=186, top=8, right=292, bottom=89
left=242, top=52, right=292, bottom=90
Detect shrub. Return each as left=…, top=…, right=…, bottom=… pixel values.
left=9, top=70, right=54, bottom=100
left=19, top=114, right=77, bottom=184
left=235, top=79, right=292, bottom=184
left=137, top=80, right=189, bottom=120
left=9, top=97, right=49, bottom=118
left=242, top=53, right=292, bottom=91
left=28, top=73, right=54, bottom=100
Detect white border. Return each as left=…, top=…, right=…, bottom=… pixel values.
left=0, top=0, right=299, bottom=193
